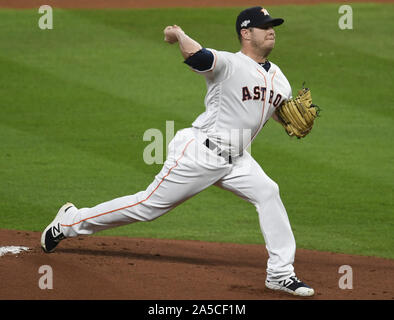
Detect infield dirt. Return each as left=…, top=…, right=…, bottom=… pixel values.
left=1, top=229, right=393, bottom=300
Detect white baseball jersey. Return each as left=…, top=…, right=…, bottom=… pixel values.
left=191, top=49, right=292, bottom=157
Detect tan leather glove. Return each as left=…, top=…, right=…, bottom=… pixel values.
left=275, top=86, right=321, bottom=138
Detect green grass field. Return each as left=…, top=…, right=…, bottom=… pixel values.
left=0, top=4, right=393, bottom=259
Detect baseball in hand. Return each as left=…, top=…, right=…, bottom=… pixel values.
left=164, top=25, right=183, bottom=44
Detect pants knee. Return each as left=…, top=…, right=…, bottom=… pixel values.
left=260, top=180, right=280, bottom=201
left=270, top=181, right=280, bottom=197
left=137, top=203, right=170, bottom=222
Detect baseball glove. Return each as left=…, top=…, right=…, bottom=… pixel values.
left=275, top=85, right=320, bottom=138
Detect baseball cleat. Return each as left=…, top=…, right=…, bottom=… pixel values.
left=265, top=276, right=315, bottom=297
left=41, top=202, right=75, bottom=253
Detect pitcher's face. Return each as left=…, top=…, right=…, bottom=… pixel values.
left=250, top=26, right=276, bottom=53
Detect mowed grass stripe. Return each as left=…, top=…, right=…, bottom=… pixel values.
left=0, top=56, right=175, bottom=172
left=0, top=121, right=154, bottom=220
left=0, top=8, right=206, bottom=123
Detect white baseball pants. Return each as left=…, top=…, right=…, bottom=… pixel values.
left=61, top=128, right=296, bottom=281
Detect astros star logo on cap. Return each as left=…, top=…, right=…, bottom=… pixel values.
left=261, top=8, right=269, bottom=15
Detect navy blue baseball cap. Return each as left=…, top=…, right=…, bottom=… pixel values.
left=236, top=6, right=284, bottom=35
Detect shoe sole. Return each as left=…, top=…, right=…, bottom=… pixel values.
left=41, top=202, right=74, bottom=253
left=265, top=281, right=315, bottom=297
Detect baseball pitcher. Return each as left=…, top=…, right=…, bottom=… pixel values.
left=42, top=7, right=319, bottom=297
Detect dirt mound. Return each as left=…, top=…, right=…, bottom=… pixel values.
left=0, top=229, right=392, bottom=300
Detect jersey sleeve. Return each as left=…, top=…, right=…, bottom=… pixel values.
left=184, top=48, right=233, bottom=82
left=276, top=66, right=292, bottom=100
left=286, top=83, right=292, bottom=99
